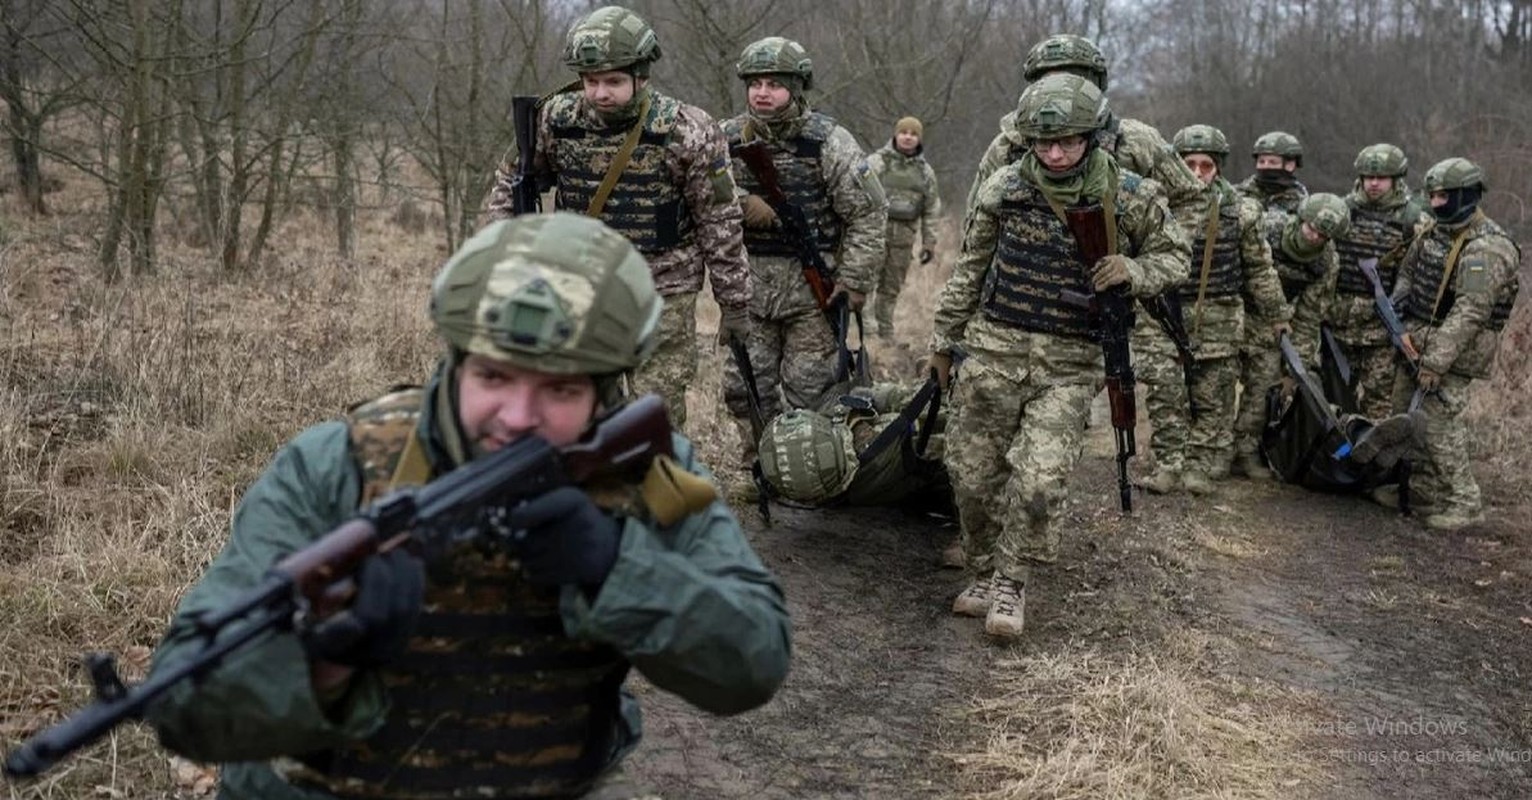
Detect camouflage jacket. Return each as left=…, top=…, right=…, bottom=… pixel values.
left=1328, top=188, right=1433, bottom=347
left=867, top=142, right=942, bottom=246
left=932, top=155, right=1191, bottom=380
left=485, top=88, right=751, bottom=312
left=1264, top=210, right=1339, bottom=360
left=1234, top=174, right=1308, bottom=215
left=965, top=112, right=1204, bottom=216
left=146, top=381, right=791, bottom=800
left=1394, top=211, right=1522, bottom=379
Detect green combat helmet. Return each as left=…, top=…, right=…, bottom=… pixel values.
left=756, top=410, right=858, bottom=503
left=1022, top=34, right=1108, bottom=90
left=1423, top=157, right=1485, bottom=192
left=1173, top=124, right=1230, bottom=165
left=1013, top=72, right=1108, bottom=141
left=431, top=213, right=662, bottom=376
left=1252, top=131, right=1304, bottom=167
left=562, top=5, right=661, bottom=76
left=736, top=36, right=814, bottom=91
left=1354, top=143, right=1408, bottom=177
left=1297, top=193, right=1352, bottom=239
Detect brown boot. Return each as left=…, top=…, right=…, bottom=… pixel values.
left=1134, top=466, right=1182, bottom=494
left=1423, top=507, right=1484, bottom=531
left=1232, top=452, right=1272, bottom=481
left=1181, top=469, right=1215, bottom=496
left=939, top=539, right=966, bottom=569
left=983, top=577, right=1026, bottom=640
left=952, top=575, right=994, bottom=617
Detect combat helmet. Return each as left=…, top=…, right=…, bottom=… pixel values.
left=736, top=36, right=814, bottom=91
left=1252, top=131, right=1304, bottom=167
left=562, top=6, right=661, bottom=76
left=1422, top=157, right=1485, bottom=192
left=756, top=410, right=858, bottom=503
left=1173, top=124, right=1230, bottom=166
left=1022, top=34, right=1108, bottom=90
left=1013, top=72, right=1108, bottom=141
left=1297, top=193, right=1352, bottom=239
left=430, top=213, right=662, bottom=376
left=1353, top=143, right=1408, bottom=177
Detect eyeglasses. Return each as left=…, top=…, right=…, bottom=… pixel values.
left=1031, top=135, right=1089, bottom=156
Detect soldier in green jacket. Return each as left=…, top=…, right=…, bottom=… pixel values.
left=866, top=117, right=942, bottom=338
left=146, top=214, right=792, bottom=800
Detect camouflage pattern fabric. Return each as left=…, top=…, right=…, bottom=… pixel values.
left=933, top=154, right=1189, bottom=583
left=486, top=88, right=751, bottom=315
left=867, top=141, right=941, bottom=337
left=1394, top=212, right=1522, bottom=379
left=1388, top=369, right=1478, bottom=517
left=1234, top=174, right=1308, bottom=215
left=1230, top=344, right=1281, bottom=467
left=1134, top=333, right=1189, bottom=472
left=722, top=303, right=839, bottom=424
left=871, top=218, right=919, bottom=336
left=833, top=382, right=949, bottom=508
left=628, top=291, right=697, bottom=429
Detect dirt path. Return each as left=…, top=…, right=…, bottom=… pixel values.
left=633, top=419, right=1532, bottom=799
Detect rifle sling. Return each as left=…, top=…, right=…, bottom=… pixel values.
left=585, top=94, right=653, bottom=218
left=1193, top=193, right=1221, bottom=337
left=857, top=379, right=940, bottom=466
left=1427, top=209, right=1482, bottom=324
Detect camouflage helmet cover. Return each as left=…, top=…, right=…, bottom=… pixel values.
left=1013, top=72, right=1108, bottom=140
left=1353, top=143, right=1408, bottom=177
left=1423, top=157, right=1485, bottom=192
left=1022, top=34, right=1108, bottom=90
left=736, top=36, right=814, bottom=91
left=1252, top=130, right=1304, bottom=165
left=756, top=410, right=857, bottom=503
left=1173, top=124, right=1230, bottom=160
left=562, top=6, right=661, bottom=74
left=430, top=214, right=662, bottom=375
left=1298, top=193, right=1352, bottom=239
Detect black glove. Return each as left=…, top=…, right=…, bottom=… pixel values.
left=511, top=487, right=623, bottom=592
left=919, top=248, right=934, bottom=265
left=304, top=549, right=425, bottom=669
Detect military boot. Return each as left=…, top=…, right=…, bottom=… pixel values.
left=983, top=577, right=1026, bottom=640
left=1351, top=410, right=1425, bottom=467
left=1423, top=508, right=1484, bottom=531
left=1231, top=452, right=1272, bottom=481
left=1134, top=466, right=1182, bottom=494
left=1181, top=469, right=1215, bottom=496
left=939, top=538, right=966, bottom=569
left=952, top=574, right=994, bottom=617
left=1368, top=484, right=1401, bottom=510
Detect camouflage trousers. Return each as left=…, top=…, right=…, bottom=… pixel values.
left=1138, top=331, right=1241, bottom=477
left=1338, top=339, right=1398, bottom=420
left=722, top=303, right=839, bottom=451
left=1390, top=369, right=1480, bottom=516
left=1134, top=328, right=1189, bottom=472
left=945, top=357, right=1098, bottom=583
left=629, top=291, right=698, bottom=431
left=870, top=219, right=918, bottom=337
left=1230, top=340, right=1279, bottom=467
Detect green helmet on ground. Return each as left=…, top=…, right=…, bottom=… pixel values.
left=1353, top=143, right=1408, bottom=177
left=1252, top=131, right=1303, bottom=166
left=1022, top=34, right=1108, bottom=90
left=1013, top=72, right=1108, bottom=140
left=736, top=36, right=814, bottom=91
left=1173, top=124, right=1230, bottom=164
left=1423, top=157, right=1485, bottom=192
left=562, top=6, right=661, bottom=76
left=756, top=410, right=857, bottom=503
left=430, top=214, right=662, bottom=376
left=1298, top=193, right=1352, bottom=239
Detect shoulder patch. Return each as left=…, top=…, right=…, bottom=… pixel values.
left=855, top=158, right=887, bottom=208
left=346, top=387, right=426, bottom=507
left=708, top=156, right=736, bottom=204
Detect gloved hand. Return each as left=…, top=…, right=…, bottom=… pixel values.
left=1272, top=321, right=1292, bottom=340
left=929, top=351, right=954, bottom=389
left=304, top=549, right=425, bottom=669
left=1416, top=367, right=1441, bottom=392
left=719, top=304, right=751, bottom=345
left=741, top=194, right=778, bottom=229
left=511, top=487, right=622, bottom=592
left=1091, top=254, right=1134, bottom=291
left=828, top=285, right=866, bottom=312
left=918, top=248, right=934, bottom=265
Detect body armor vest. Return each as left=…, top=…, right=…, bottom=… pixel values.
left=296, top=388, right=629, bottom=799
left=548, top=92, right=690, bottom=256
left=877, top=147, right=929, bottom=222
left=980, top=181, right=1118, bottom=340
left=1178, top=197, right=1243, bottom=305
left=1335, top=203, right=1413, bottom=296
left=726, top=112, right=842, bottom=258
left=1400, top=218, right=1518, bottom=330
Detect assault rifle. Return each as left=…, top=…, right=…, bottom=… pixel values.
left=726, top=334, right=776, bottom=523
left=1141, top=293, right=1200, bottom=419
left=508, top=95, right=542, bottom=215
left=1061, top=203, right=1137, bottom=514
left=1358, top=257, right=1422, bottom=371
left=734, top=142, right=855, bottom=381
left=4, top=396, right=677, bottom=780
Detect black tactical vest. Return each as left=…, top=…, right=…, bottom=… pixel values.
left=726, top=112, right=843, bottom=258
left=1178, top=197, right=1243, bottom=305
left=1335, top=203, right=1414, bottom=296
left=548, top=92, right=690, bottom=256
left=1399, top=219, right=1518, bottom=331
left=294, top=389, right=630, bottom=799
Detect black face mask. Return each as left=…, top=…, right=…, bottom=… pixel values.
left=1255, top=168, right=1297, bottom=189
left=1431, top=187, right=1481, bottom=225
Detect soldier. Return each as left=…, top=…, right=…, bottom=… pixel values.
left=1382, top=158, right=1521, bottom=530
left=1134, top=125, right=1290, bottom=495
left=1235, top=131, right=1308, bottom=214
left=1330, top=143, right=1433, bottom=418
left=966, top=34, right=1204, bottom=215
left=930, top=74, right=1189, bottom=640
left=721, top=36, right=886, bottom=462
left=866, top=116, right=942, bottom=339
left=485, top=5, right=751, bottom=430
left=146, top=214, right=792, bottom=800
